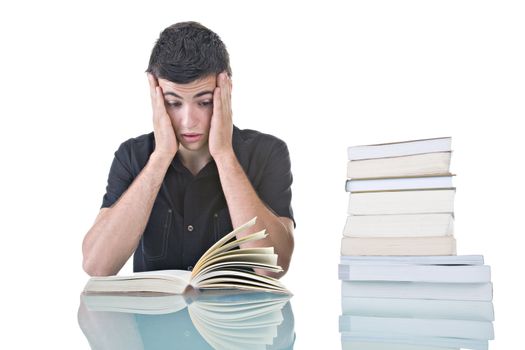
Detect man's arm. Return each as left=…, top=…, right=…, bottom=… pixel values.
left=82, top=152, right=172, bottom=276
left=82, top=74, right=178, bottom=276
left=209, top=72, right=294, bottom=279
left=214, top=151, right=295, bottom=278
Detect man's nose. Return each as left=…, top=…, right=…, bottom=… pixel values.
left=180, top=106, right=198, bottom=129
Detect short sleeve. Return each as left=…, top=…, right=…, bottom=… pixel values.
left=257, top=139, right=296, bottom=228
left=100, top=142, right=135, bottom=209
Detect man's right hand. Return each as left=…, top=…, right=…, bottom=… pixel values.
left=148, top=73, right=178, bottom=160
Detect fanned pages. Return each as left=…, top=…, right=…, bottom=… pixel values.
left=83, top=217, right=289, bottom=294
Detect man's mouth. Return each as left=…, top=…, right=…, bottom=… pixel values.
left=181, top=133, right=203, bottom=143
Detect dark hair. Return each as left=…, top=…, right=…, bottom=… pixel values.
left=146, top=21, right=231, bottom=84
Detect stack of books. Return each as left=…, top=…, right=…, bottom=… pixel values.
left=339, top=138, right=495, bottom=349
left=342, top=137, right=456, bottom=256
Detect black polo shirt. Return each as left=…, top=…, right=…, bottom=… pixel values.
left=100, top=125, right=294, bottom=272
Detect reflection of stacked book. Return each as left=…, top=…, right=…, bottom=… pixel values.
left=80, top=290, right=294, bottom=350
left=343, top=137, right=456, bottom=256
left=339, top=256, right=495, bottom=349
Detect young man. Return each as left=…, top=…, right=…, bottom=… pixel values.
left=82, top=22, right=295, bottom=279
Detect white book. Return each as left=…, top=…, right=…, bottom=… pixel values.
left=341, top=236, right=457, bottom=256
left=340, top=255, right=484, bottom=266
left=84, top=217, right=288, bottom=294
left=339, top=315, right=494, bottom=340
left=341, top=334, right=488, bottom=350
left=341, top=281, right=493, bottom=301
left=338, top=264, right=491, bottom=283
left=346, top=175, right=454, bottom=192
left=343, top=213, right=454, bottom=237
left=347, top=152, right=451, bottom=179
left=347, top=137, right=452, bottom=161
left=347, top=189, right=455, bottom=215
left=341, top=297, right=495, bottom=321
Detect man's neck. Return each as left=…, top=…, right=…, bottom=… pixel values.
left=178, top=146, right=212, bottom=176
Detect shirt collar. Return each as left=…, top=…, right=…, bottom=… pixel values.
left=170, top=124, right=244, bottom=176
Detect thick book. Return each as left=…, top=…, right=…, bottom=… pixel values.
left=347, top=137, right=452, bottom=161
left=345, top=175, right=454, bottom=192
left=83, top=217, right=288, bottom=294
left=340, top=255, right=484, bottom=266
left=342, top=213, right=454, bottom=237
left=80, top=290, right=292, bottom=350
left=341, top=297, right=495, bottom=321
left=347, top=152, right=451, bottom=179
left=341, top=281, right=494, bottom=301
left=338, top=264, right=491, bottom=283
left=341, top=236, right=456, bottom=256
left=347, top=189, right=455, bottom=215
left=339, top=315, right=494, bottom=340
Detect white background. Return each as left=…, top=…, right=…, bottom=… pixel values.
left=1, top=1, right=523, bottom=348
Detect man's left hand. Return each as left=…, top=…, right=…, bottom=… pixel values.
left=209, top=71, right=234, bottom=160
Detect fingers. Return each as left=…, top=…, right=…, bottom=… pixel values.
left=213, top=86, right=222, bottom=118
left=147, top=73, right=160, bottom=110
left=216, top=72, right=232, bottom=119
left=147, top=73, right=169, bottom=117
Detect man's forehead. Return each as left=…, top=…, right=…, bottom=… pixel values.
left=159, top=75, right=216, bottom=93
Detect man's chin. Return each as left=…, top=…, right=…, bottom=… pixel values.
left=179, top=141, right=209, bottom=153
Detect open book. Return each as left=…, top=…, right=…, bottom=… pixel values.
left=79, top=290, right=294, bottom=350
left=84, top=217, right=288, bottom=294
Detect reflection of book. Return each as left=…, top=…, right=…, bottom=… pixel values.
left=345, top=175, right=454, bottom=192
left=343, top=213, right=454, bottom=237
left=347, top=189, right=455, bottom=215
left=341, top=334, right=489, bottom=350
left=347, top=152, right=451, bottom=179
left=339, top=315, right=494, bottom=340
left=341, top=236, right=456, bottom=256
left=84, top=217, right=288, bottom=294
left=341, top=281, right=493, bottom=301
left=341, top=297, right=495, bottom=321
left=80, top=290, right=293, bottom=350
left=347, top=137, right=452, bottom=161
left=338, top=264, right=491, bottom=283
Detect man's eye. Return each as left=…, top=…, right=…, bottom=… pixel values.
left=200, top=100, right=213, bottom=107
left=166, top=101, right=181, bottom=107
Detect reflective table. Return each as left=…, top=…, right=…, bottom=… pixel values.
left=78, top=289, right=295, bottom=350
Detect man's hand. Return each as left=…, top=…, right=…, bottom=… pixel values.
left=148, top=73, right=178, bottom=160
left=209, top=72, right=234, bottom=160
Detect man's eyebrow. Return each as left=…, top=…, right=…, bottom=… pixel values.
left=163, top=91, right=214, bottom=99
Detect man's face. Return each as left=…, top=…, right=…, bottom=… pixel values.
left=158, top=75, right=217, bottom=153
